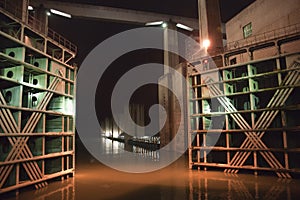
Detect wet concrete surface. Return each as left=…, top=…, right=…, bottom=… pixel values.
left=2, top=139, right=300, bottom=200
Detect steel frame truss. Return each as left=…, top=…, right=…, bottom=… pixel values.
left=189, top=57, right=300, bottom=178
left=0, top=71, right=62, bottom=189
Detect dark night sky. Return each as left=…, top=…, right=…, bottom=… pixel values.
left=47, top=0, right=255, bottom=121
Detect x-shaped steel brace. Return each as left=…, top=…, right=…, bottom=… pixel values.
left=203, top=61, right=300, bottom=178
left=0, top=71, right=63, bottom=189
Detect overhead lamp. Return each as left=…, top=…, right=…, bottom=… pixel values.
left=176, top=23, right=193, bottom=32
left=203, top=39, right=211, bottom=49
left=145, top=21, right=164, bottom=26
left=28, top=5, right=34, bottom=11
left=161, top=22, right=168, bottom=28
left=50, top=9, right=72, bottom=18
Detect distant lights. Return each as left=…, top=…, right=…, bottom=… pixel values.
left=46, top=11, right=51, bottom=16
left=50, top=9, right=72, bottom=18
left=28, top=5, right=33, bottom=11
left=176, top=23, right=193, bottom=32
left=203, top=39, right=211, bottom=48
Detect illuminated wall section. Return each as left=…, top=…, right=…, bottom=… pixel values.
left=0, top=1, right=77, bottom=193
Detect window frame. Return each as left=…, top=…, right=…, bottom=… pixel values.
left=243, top=22, right=252, bottom=38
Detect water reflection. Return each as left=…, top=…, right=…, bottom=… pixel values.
left=2, top=178, right=75, bottom=200
left=100, top=138, right=160, bottom=161
left=188, top=172, right=295, bottom=200
left=33, top=179, right=75, bottom=200
left=2, top=152, right=300, bottom=200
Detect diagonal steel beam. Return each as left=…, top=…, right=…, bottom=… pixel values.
left=0, top=88, right=58, bottom=188
left=211, top=76, right=298, bottom=177
left=0, top=106, right=45, bottom=189
left=206, top=79, right=289, bottom=178
left=0, top=92, right=47, bottom=189
left=0, top=72, right=62, bottom=188
left=0, top=74, right=61, bottom=169
left=223, top=63, right=299, bottom=176
left=0, top=76, right=60, bottom=187
left=229, top=95, right=294, bottom=174
left=202, top=61, right=300, bottom=178
left=0, top=79, right=60, bottom=188
left=187, top=63, right=289, bottom=177
left=0, top=76, right=60, bottom=172
left=188, top=60, right=299, bottom=177
left=226, top=62, right=300, bottom=175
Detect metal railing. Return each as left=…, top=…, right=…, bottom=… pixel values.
left=225, top=23, right=300, bottom=51
left=47, top=28, right=77, bottom=53
left=0, top=0, right=77, bottom=54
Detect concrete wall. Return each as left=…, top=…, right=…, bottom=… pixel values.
left=226, top=0, right=300, bottom=43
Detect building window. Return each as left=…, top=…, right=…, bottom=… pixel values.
left=243, top=23, right=252, bottom=38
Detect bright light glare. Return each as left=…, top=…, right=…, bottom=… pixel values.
left=50, top=9, right=72, bottom=18
left=47, top=11, right=51, bottom=16
left=203, top=39, right=211, bottom=48
left=145, top=21, right=164, bottom=26
left=28, top=5, right=33, bottom=11
left=176, top=23, right=193, bottom=31
left=162, top=22, right=168, bottom=28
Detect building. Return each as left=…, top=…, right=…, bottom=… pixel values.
left=225, top=0, right=300, bottom=63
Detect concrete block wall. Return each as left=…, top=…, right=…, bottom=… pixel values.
left=225, top=0, right=300, bottom=43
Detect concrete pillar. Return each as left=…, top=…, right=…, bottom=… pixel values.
left=160, top=20, right=190, bottom=151
left=21, top=0, right=29, bottom=22
left=158, top=74, right=173, bottom=148
left=160, top=21, right=180, bottom=148
left=198, top=0, right=223, bottom=54
left=34, top=4, right=48, bottom=34
left=198, top=0, right=209, bottom=46
left=163, top=21, right=180, bottom=73
left=5, top=0, right=28, bottom=20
